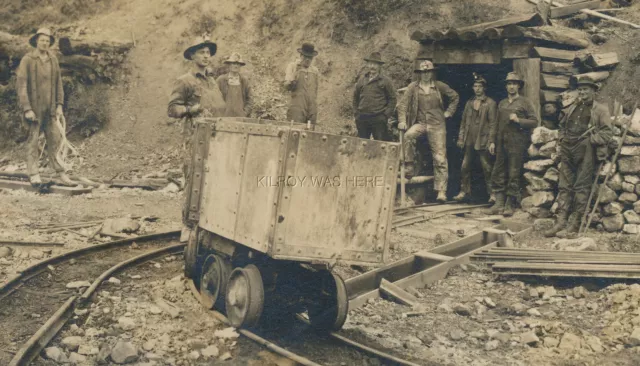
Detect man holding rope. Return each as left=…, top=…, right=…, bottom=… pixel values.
left=17, top=28, right=74, bottom=186
left=544, top=77, right=613, bottom=238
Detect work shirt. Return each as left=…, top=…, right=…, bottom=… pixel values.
left=466, top=108, right=481, bottom=147
left=16, top=50, right=64, bottom=122
left=36, top=55, right=53, bottom=117
left=353, top=73, right=396, bottom=118
left=397, top=80, right=459, bottom=128
left=217, top=73, right=252, bottom=117
left=416, top=86, right=446, bottom=125
left=564, top=101, right=592, bottom=141
left=284, top=60, right=318, bottom=123
left=168, top=70, right=226, bottom=130
left=490, top=95, right=538, bottom=144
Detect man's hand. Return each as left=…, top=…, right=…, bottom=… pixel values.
left=56, top=105, right=63, bottom=118
left=489, top=143, right=496, bottom=155
left=444, top=111, right=452, bottom=119
left=398, top=122, right=407, bottom=131
left=509, top=113, right=519, bottom=123
left=24, top=110, right=36, bottom=122
left=457, top=140, right=464, bottom=149
left=187, top=104, right=201, bottom=117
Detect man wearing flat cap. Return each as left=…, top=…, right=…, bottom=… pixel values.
left=454, top=73, right=497, bottom=203
left=217, top=52, right=252, bottom=117
left=168, top=36, right=226, bottom=226
left=353, top=52, right=396, bottom=141
left=284, top=43, right=319, bottom=126
left=397, top=60, right=459, bottom=203
left=487, top=72, right=539, bottom=217
left=544, top=77, right=613, bottom=238
left=17, top=28, right=74, bottom=186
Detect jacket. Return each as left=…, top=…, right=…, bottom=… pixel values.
left=559, top=100, right=613, bottom=157
left=216, top=73, right=253, bottom=116
left=489, top=95, right=539, bottom=144
left=397, top=81, right=459, bottom=127
left=457, top=96, right=497, bottom=150
left=353, top=73, right=396, bottom=118
left=16, top=50, right=64, bottom=119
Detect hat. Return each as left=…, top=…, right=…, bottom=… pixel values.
left=224, top=52, right=246, bottom=65
left=414, top=60, right=437, bottom=72
left=576, top=76, right=599, bottom=90
left=363, top=52, right=384, bottom=64
left=505, top=72, right=524, bottom=85
left=297, top=43, right=318, bottom=57
left=472, top=72, right=487, bottom=86
left=29, top=28, right=55, bottom=48
left=184, top=37, right=217, bottom=60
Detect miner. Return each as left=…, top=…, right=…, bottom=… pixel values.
left=217, top=52, right=253, bottom=117
left=284, top=43, right=319, bottom=126
left=544, top=77, right=613, bottom=238
left=541, top=95, right=561, bottom=130
left=487, top=72, right=539, bottom=216
left=17, top=28, right=74, bottom=186
left=353, top=52, right=396, bottom=141
left=168, top=36, right=226, bottom=225
left=454, top=74, right=497, bottom=203
left=397, top=60, right=459, bottom=203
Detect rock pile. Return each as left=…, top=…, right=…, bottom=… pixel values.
left=523, top=118, right=640, bottom=233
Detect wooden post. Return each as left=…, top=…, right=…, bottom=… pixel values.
left=513, top=58, right=541, bottom=121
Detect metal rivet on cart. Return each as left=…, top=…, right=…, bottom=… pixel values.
left=362, top=142, right=367, bottom=146
left=341, top=139, right=347, bottom=144
left=302, top=133, right=307, bottom=138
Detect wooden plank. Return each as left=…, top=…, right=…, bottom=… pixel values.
left=570, top=71, right=610, bottom=87
left=344, top=256, right=419, bottom=299
left=0, top=179, right=92, bottom=196
left=417, top=43, right=435, bottom=59
left=541, top=61, right=580, bottom=75
left=457, top=13, right=545, bottom=32
left=534, top=47, right=576, bottom=62
left=430, top=231, right=485, bottom=257
left=392, top=261, right=454, bottom=290
left=541, top=73, right=570, bottom=90
left=541, top=90, right=560, bottom=104
left=433, top=41, right=501, bottom=65
left=518, top=26, right=590, bottom=48
left=414, top=251, right=455, bottom=262
left=550, top=0, right=601, bottom=18
left=586, top=52, right=619, bottom=69
left=348, top=289, right=380, bottom=310
left=379, top=279, right=419, bottom=307
left=502, top=39, right=534, bottom=59
left=0, top=240, right=65, bottom=247
left=494, top=262, right=640, bottom=271
left=514, top=58, right=542, bottom=119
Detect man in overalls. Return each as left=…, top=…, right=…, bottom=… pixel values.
left=487, top=72, right=539, bottom=217
left=168, top=37, right=226, bottom=226
left=217, top=52, right=253, bottom=117
left=454, top=74, right=497, bottom=203
left=397, top=60, right=459, bottom=203
left=284, top=43, right=318, bottom=127
left=544, top=77, right=612, bottom=238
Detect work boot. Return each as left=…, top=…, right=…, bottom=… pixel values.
left=29, top=174, right=42, bottom=186
left=502, top=196, right=515, bottom=217
left=436, top=191, right=447, bottom=203
left=57, top=172, right=75, bottom=186
left=543, top=212, right=568, bottom=238
left=453, top=192, right=467, bottom=202
left=486, top=193, right=505, bottom=215
left=557, top=217, right=581, bottom=239
left=488, top=193, right=496, bottom=204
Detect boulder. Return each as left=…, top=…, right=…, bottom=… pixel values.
left=524, top=159, right=555, bottom=172
left=103, top=218, right=140, bottom=234
left=628, top=328, right=640, bottom=347
left=625, top=210, right=640, bottom=224
left=553, top=237, right=598, bottom=252
left=626, top=110, right=640, bottom=137
left=528, top=144, right=540, bottom=158
left=110, top=340, right=139, bottom=364
left=621, top=146, right=640, bottom=156
left=603, top=202, right=624, bottom=216
left=544, top=168, right=559, bottom=183
left=544, top=337, right=560, bottom=348
left=0, top=246, right=12, bottom=259
left=521, top=331, right=540, bottom=346
left=527, top=207, right=552, bottom=218
left=599, top=161, right=617, bottom=177
left=531, top=127, right=559, bottom=145
left=619, top=157, right=640, bottom=174
left=534, top=218, right=555, bottom=232
left=636, top=184, right=640, bottom=196
left=624, top=224, right=640, bottom=234
left=117, top=317, right=137, bottom=330
left=598, top=185, right=618, bottom=204
left=608, top=173, right=624, bottom=191
left=635, top=200, right=640, bottom=214
left=559, top=332, right=582, bottom=351
left=623, top=182, right=636, bottom=193
left=602, top=214, right=625, bottom=232
left=620, top=193, right=639, bottom=204
left=624, top=135, right=640, bottom=145
left=44, top=347, right=68, bottom=363
left=584, top=336, right=604, bottom=353
left=528, top=191, right=555, bottom=208
left=61, top=336, right=83, bottom=352
left=485, top=340, right=500, bottom=351
left=525, top=172, right=553, bottom=191
left=68, top=352, right=87, bottom=364
left=201, top=345, right=220, bottom=358
left=539, top=141, right=557, bottom=158
left=214, top=327, right=240, bottom=339
left=625, top=175, right=640, bottom=185
left=66, top=281, right=91, bottom=289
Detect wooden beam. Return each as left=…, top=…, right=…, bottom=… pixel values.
left=0, top=179, right=92, bottom=196
left=586, top=52, right=619, bottom=69
left=433, top=41, right=501, bottom=65
left=379, top=279, right=419, bottom=307
left=414, top=251, right=455, bottom=262
left=514, top=58, right=542, bottom=119
left=541, top=73, right=570, bottom=90
left=457, top=13, right=545, bottom=32
left=533, top=0, right=640, bottom=29
left=492, top=262, right=640, bottom=279
left=541, top=90, right=560, bottom=104
left=549, top=0, right=601, bottom=18
left=518, top=26, right=590, bottom=49
left=417, top=43, right=435, bottom=59
left=534, top=46, right=576, bottom=62
left=570, top=71, right=610, bottom=87
left=541, top=61, right=580, bottom=75
left=502, top=39, right=534, bottom=59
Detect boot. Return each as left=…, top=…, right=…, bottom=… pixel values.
left=436, top=191, right=447, bottom=203
left=488, top=193, right=496, bottom=204
left=557, top=216, right=580, bottom=239
left=29, top=174, right=42, bottom=186
left=57, top=172, right=75, bottom=186
left=543, top=212, right=568, bottom=238
left=453, top=192, right=467, bottom=202
left=486, top=192, right=505, bottom=215
left=502, top=196, right=515, bottom=217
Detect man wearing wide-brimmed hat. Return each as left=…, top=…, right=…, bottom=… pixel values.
left=168, top=36, right=226, bottom=226
left=397, top=60, right=459, bottom=203
left=217, top=52, right=252, bottom=117
left=352, top=52, right=396, bottom=141
left=454, top=73, right=497, bottom=203
left=17, top=28, right=74, bottom=186
left=487, top=72, right=539, bottom=217
left=284, top=43, right=319, bottom=126
left=544, top=76, right=613, bottom=238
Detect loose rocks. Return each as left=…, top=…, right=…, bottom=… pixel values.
left=110, top=340, right=139, bottom=364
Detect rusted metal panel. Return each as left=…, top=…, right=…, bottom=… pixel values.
left=188, top=122, right=212, bottom=222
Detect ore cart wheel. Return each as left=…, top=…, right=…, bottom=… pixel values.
left=199, top=254, right=232, bottom=311
left=308, top=272, right=349, bottom=332
left=225, top=265, right=264, bottom=328
left=184, top=228, right=199, bottom=280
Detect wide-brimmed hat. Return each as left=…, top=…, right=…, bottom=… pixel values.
left=505, top=72, right=524, bottom=85
left=364, top=52, right=384, bottom=64
left=29, top=28, right=55, bottom=48
left=576, top=76, right=599, bottom=90
left=297, top=43, right=318, bottom=57
left=414, top=60, right=437, bottom=72
left=224, top=52, right=246, bottom=65
left=183, top=37, right=217, bottom=60
left=473, top=72, right=487, bottom=86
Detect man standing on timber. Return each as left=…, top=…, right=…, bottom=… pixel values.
left=168, top=36, right=226, bottom=226
left=397, top=60, right=459, bottom=203
left=217, top=52, right=252, bottom=117
left=487, top=72, right=539, bottom=217
left=454, top=73, right=497, bottom=203
left=284, top=43, right=318, bottom=126
left=353, top=52, right=396, bottom=141
left=17, top=28, right=74, bottom=186
left=544, top=77, right=612, bottom=238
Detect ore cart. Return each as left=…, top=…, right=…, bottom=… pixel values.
left=183, top=117, right=399, bottom=330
